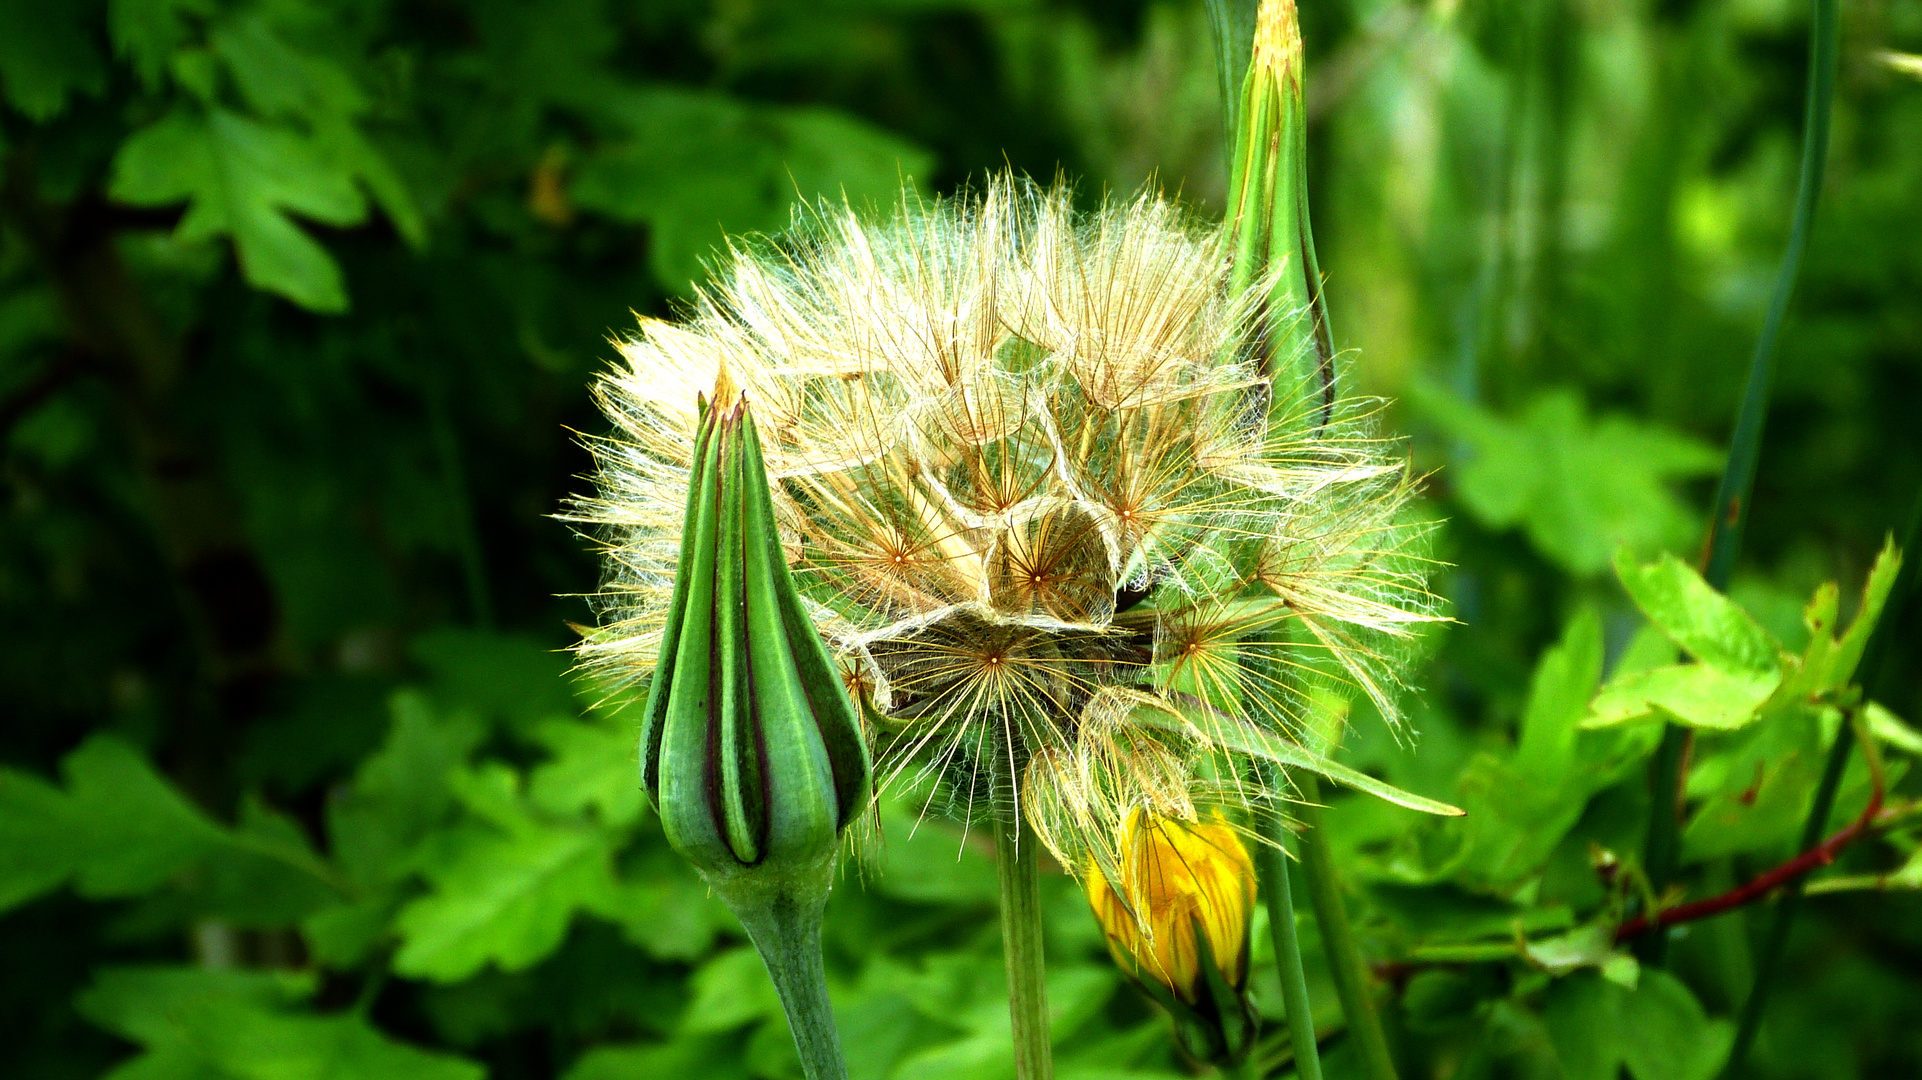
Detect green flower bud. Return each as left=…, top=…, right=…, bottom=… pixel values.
left=640, top=380, right=871, bottom=888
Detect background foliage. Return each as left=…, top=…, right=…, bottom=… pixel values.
left=3, top=0, right=1920, bottom=1078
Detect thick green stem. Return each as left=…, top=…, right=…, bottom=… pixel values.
left=1295, top=775, right=1397, bottom=1080
left=1644, top=0, right=1840, bottom=970
left=995, top=806, right=1054, bottom=1080
left=1254, top=765, right=1323, bottom=1080
left=715, top=868, right=850, bottom=1080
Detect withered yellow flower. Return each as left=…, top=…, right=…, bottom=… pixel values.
left=568, top=177, right=1436, bottom=873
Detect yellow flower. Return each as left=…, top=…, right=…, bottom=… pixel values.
left=1086, top=807, right=1256, bottom=1004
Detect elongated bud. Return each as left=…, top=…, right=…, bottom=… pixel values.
left=638, top=381, right=870, bottom=1080
left=1224, top=0, right=1333, bottom=428
left=640, top=380, right=871, bottom=882
left=1086, top=808, right=1260, bottom=1065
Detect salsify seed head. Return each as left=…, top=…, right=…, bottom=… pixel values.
left=568, top=177, right=1438, bottom=878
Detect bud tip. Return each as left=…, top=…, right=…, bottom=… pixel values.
left=1253, top=0, right=1303, bottom=82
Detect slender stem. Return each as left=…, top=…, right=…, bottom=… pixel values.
left=1636, top=723, right=1690, bottom=965
left=1254, top=764, right=1323, bottom=1080
left=720, top=871, right=850, bottom=1080
left=425, top=376, right=495, bottom=628
left=1295, top=774, right=1397, bottom=1080
left=1643, top=0, right=1840, bottom=969
left=1722, top=490, right=1921, bottom=1074
left=995, top=807, right=1054, bottom=1080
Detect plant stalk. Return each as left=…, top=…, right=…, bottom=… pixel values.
left=719, top=871, right=851, bottom=1080
left=1722, top=489, right=1921, bottom=1074
left=1642, top=0, right=1840, bottom=967
left=1254, top=764, right=1323, bottom=1080
left=995, top=805, right=1055, bottom=1080
left=1295, top=774, right=1397, bottom=1080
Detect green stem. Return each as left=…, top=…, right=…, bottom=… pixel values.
left=1645, top=0, right=1839, bottom=968
left=1295, top=774, right=1397, bottom=1080
left=1722, top=489, right=1921, bottom=1075
left=715, top=869, right=850, bottom=1080
left=1636, top=723, right=1690, bottom=965
left=995, top=806, right=1054, bottom=1080
left=425, top=376, right=494, bottom=628
left=1254, top=764, right=1323, bottom=1080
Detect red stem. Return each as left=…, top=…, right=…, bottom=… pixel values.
left=1614, top=780, right=1884, bottom=943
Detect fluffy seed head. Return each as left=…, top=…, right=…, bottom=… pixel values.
left=568, top=178, right=1437, bottom=878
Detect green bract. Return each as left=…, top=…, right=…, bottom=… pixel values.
left=641, top=387, right=870, bottom=883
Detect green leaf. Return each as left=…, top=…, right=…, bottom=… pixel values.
left=1515, top=608, right=1604, bottom=779
left=1618, top=971, right=1733, bottom=1080
left=0, top=736, right=348, bottom=922
left=1542, top=973, right=1621, bottom=1080
left=1613, top=550, right=1781, bottom=674
left=1522, top=923, right=1636, bottom=980
left=593, top=856, right=732, bottom=961
left=210, top=14, right=365, bottom=121
left=1586, top=663, right=1781, bottom=731
left=1543, top=971, right=1729, bottom=1080
left=110, top=108, right=367, bottom=312
left=1400, top=968, right=1503, bottom=1033
left=564, top=1036, right=749, bottom=1080
left=412, top=628, right=577, bottom=730
left=529, top=717, right=645, bottom=827
left=0, top=766, right=79, bottom=911
left=1414, top=385, right=1721, bottom=573
left=77, top=966, right=483, bottom=1080
left=0, top=0, right=106, bottom=120
left=207, top=13, right=426, bottom=249
left=1867, top=703, right=1922, bottom=755
left=869, top=799, right=1000, bottom=905
left=1452, top=611, right=1609, bottom=886
left=0, top=735, right=228, bottom=913
left=571, top=89, right=932, bottom=292
left=681, top=947, right=786, bottom=1034
left=393, top=764, right=618, bottom=981
left=326, top=691, right=486, bottom=890
left=63, top=736, right=231, bottom=895
left=1776, top=538, right=1903, bottom=702
left=1680, top=708, right=1826, bottom=861
left=307, top=692, right=486, bottom=966
left=108, top=0, right=214, bottom=86
left=189, top=796, right=343, bottom=926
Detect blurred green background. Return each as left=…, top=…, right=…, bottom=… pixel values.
left=3, top=0, right=1920, bottom=1078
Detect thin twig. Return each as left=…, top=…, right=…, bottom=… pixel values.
left=1616, top=716, right=1883, bottom=943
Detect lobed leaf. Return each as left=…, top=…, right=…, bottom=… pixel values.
left=1613, top=550, right=1780, bottom=674
left=77, top=965, right=481, bottom=1080
left=393, top=765, right=620, bottom=982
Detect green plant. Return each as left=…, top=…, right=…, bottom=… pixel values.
left=4, top=2, right=1921, bottom=1079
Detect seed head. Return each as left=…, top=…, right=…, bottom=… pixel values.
left=569, top=178, right=1436, bottom=876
